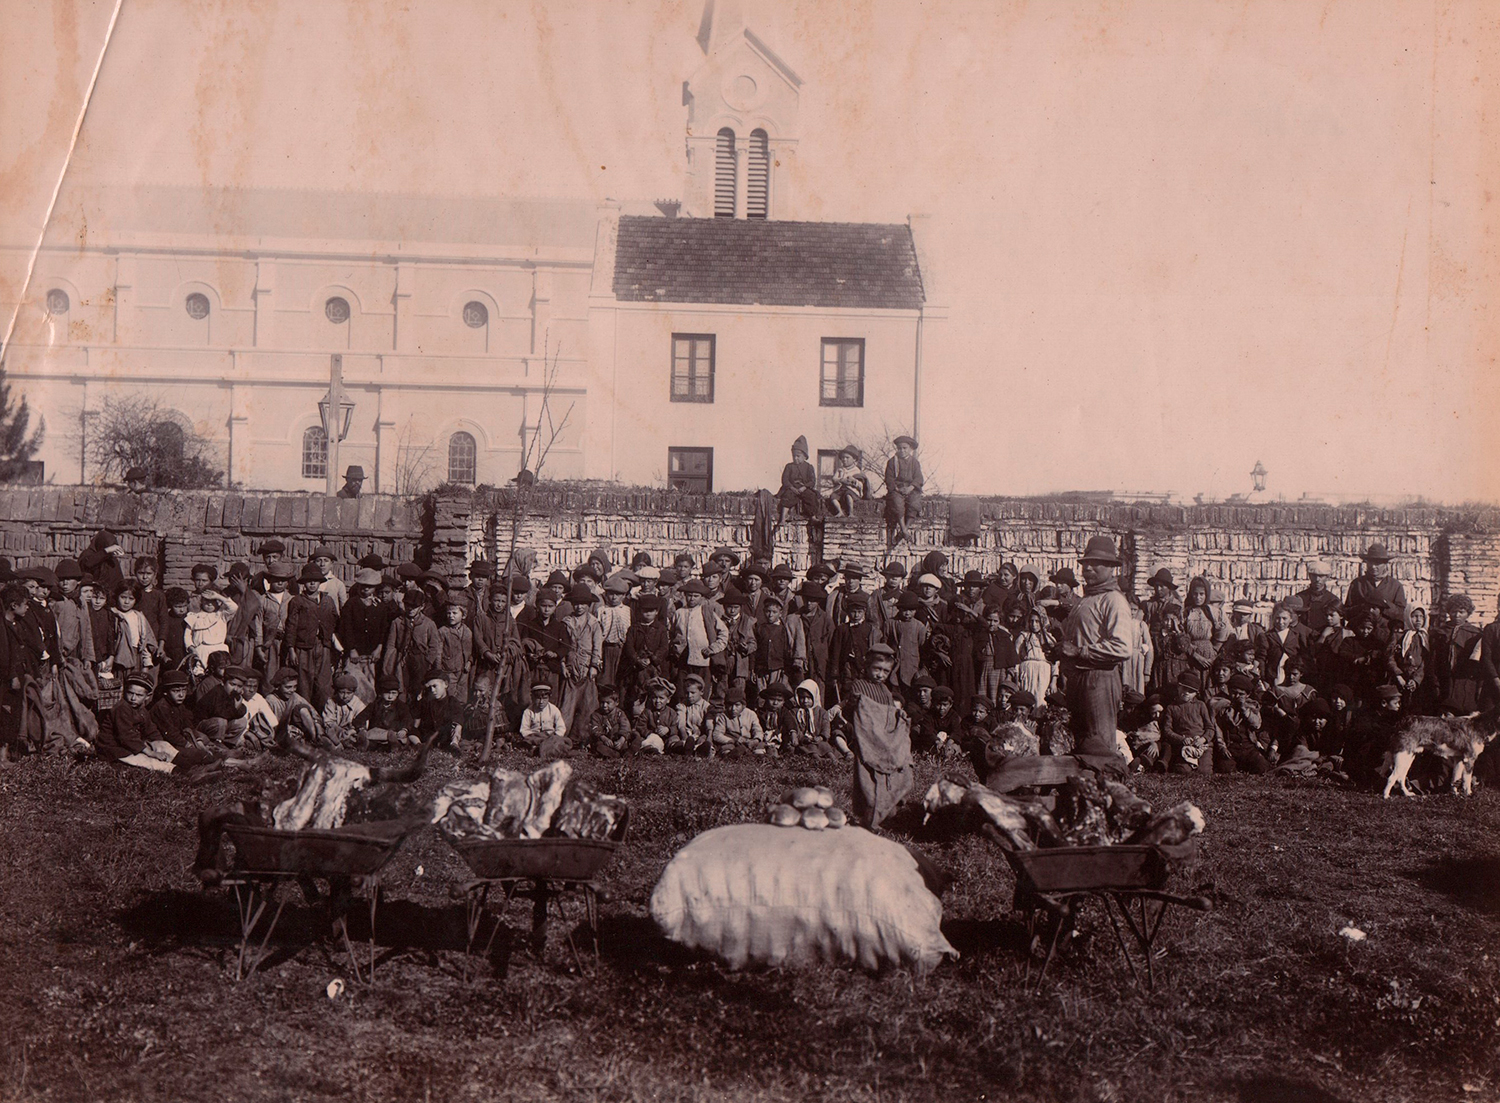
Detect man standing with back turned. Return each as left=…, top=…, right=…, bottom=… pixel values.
left=1057, top=535, right=1132, bottom=774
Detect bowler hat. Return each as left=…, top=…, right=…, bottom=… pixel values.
left=897, top=591, right=922, bottom=610
left=1361, top=543, right=1393, bottom=563
left=709, top=546, right=740, bottom=565
left=55, top=559, right=81, bottom=581
left=311, top=545, right=337, bottom=561
left=358, top=554, right=386, bottom=570
left=545, top=570, right=571, bottom=590
left=1080, top=535, right=1122, bottom=565
left=961, top=570, right=985, bottom=586
left=806, top=563, right=835, bottom=582
left=770, top=564, right=795, bottom=581
left=1050, top=568, right=1079, bottom=588
left=468, top=558, right=493, bottom=578
left=344, top=466, right=365, bottom=480
left=801, top=583, right=827, bottom=603
left=1145, top=568, right=1176, bottom=589
left=879, top=562, right=907, bottom=578
left=841, top=564, right=866, bottom=579
left=298, top=564, right=323, bottom=582
left=568, top=584, right=597, bottom=605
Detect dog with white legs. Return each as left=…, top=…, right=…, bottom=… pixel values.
left=1382, top=710, right=1499, bottom=798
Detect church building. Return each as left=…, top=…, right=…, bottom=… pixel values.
left=2, top=2, right=938, bottom=494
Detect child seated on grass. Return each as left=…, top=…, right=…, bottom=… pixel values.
left=353, top=675, right=412, bottom=748
left=414, top=673, right=466, bottom=753
left=587, top=683, right=632, bottom=757
left=262, top=666, right=324, bottom=747
left=711, top=686, right=765, bottom=757
left=633, top=678, right=675, bottom=754
left=1163, top=671, right=1213, bottom=773
left=669, top=674, right=712, bottom=755
left=519, top=680, right=568, bottom=758
left=789, top=679, right=840, bottom=757
left=98, top=673, right=217, bottom=773
left=321, top=672, right=366, bottom=749
left=756, top=681, right=794, bottom=756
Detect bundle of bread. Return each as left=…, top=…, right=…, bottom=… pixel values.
left=922, top=775, right=1203, bottom=851
left=766, top=785, right=850, bottom=830
left=431, top=760, right=626, bottom=842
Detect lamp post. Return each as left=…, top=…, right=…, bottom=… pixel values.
left=319, top=354, right=356, bottom=496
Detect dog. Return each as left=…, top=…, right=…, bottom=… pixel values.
left=1382, top=710, right=1500, bottom=798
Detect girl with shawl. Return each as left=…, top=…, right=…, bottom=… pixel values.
left=844, top=644, right=912, bottom=828
left=1182, top=577, right=1229, bottom=674
left=1013, top=607, right=1054, bottom=705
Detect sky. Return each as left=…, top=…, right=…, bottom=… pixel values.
left=1, top=0, right=1496, bottom=502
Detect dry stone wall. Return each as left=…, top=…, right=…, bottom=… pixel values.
left=1, top=486, right=1496, bottom=622
left=0, top=488, right=424, bottom=588
left=436, top=488, right=1500, bottom=619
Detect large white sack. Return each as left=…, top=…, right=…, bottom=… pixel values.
left=650, top=824, right=958, bottom=974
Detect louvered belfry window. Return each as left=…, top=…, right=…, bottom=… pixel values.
left=714, top=128, right=736, bottom=218
left=747, top=130, right=769, bottom=219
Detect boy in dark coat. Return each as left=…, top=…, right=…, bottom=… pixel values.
left=281, top=567, right=337, bottom=711
left=777, top=436, right=820, bottom=523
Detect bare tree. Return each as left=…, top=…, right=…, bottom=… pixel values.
left=480, top=334, right=575, bottom=764
left=392, top=417, right=436, bottom=496
left=84, top=393, right=222, bottom=488
left=842, top=421, right=945, bottom=498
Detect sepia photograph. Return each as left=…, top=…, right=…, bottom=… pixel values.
left=0, top=0, right=1497, bottom=1099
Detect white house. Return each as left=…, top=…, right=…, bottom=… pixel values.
left=0, top=1, right=939, bottom=494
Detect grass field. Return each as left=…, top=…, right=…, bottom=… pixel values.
left=1, top=746, right=1498, bottom=1103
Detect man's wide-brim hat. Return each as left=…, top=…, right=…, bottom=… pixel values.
left=1145, top=568, right=1176, bottom=589
left=344, top=466, right=365, bottom=480
left=1050, top=568, right=1079, bottom=587
left=1361, top=543, right=1393, bottom=563
left=893, top=435, right=918, bottom=449
left=1080, top=535, right=1122, bottom=565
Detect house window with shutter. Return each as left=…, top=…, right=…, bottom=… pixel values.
left=714, top=128, right=736, bottom=218
left=668, top=447, right=713, bottom=493
left=670, top=334, right=715, bottom=403
left=747, top=130, right=769, bottom=219
left=820, top=338, right=865, bottom=407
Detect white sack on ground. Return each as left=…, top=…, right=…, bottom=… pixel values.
left=650, top=823, right=958, bottom=974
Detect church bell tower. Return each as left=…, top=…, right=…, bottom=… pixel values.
left=681, top=0, right=802, bottom=220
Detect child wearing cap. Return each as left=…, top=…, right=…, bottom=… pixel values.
left=383, top=590, right=443, bottom=701
left=264, top=666, right=324, bottom=748
left=587, top=683, right=632, bottom=758
left=354, top=675, right=412, bottom=748
left=1162, top=673, right=1214, bottom=773
left=670, top=582, right=727, bottom=702
left=883, top=436, right=924, bottom=547
left=829, top=600, right=880, bottom=705
left=310, top=546, right=347, bottom=614
left=976, top=605, right=1018, bottom=705
left=322, top=673, right=367, bottom=749
left=597, top=578, right=632, bottom=689
left=561, top=586, right=603, bottom=732
left=97, top=674, right=177, bottom=773
left=281, top=569, right=338, bottom=711
left=1213, top=673, right=1271, bottom=773
left=158, top=588, right=191, bottom=672
left=756, top=680, right=794, bottom=755
left=753, top=598, right=806, bottom=695
left=892, top=592, right=927, bottom=690
left=148, top=669, right=223, bottom=768
left=50, top=560, right=96, bottom=671
left=519, top=681, right=569, bottom=757
left=719, top=591, right=758, bottom=701
left=622, top=595, right=671, bottom=708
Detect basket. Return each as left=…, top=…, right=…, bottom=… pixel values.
left=224, top=820, right=410, bottom=877
left=449, top=836, right=619, bottom=881
left=1008, top=839, right=1198, bottom=894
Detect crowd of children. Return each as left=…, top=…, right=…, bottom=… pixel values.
left=1, top=529, right=1493, bottom=789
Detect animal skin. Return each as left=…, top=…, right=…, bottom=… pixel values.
left=1382, top=711, right=1499, bottom=799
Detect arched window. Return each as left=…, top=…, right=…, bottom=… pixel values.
left=302, top=425, right=328, bottom=480
left=746, top=130, right=770, bottom=219
left=714, top=128, right=737, bottom=218
left=448, top=431, right=477, bottom=485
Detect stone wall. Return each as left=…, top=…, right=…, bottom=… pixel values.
left=436, top=487, right=1500, bottom=618
left=3, top=485, right=1498, bottom=621
left=0, top=488, right=424, bottom=588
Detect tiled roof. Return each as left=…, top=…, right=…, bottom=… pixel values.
left=612, top=216, right=925, bottom=310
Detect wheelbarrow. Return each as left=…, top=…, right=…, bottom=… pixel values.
left=205, top=818, right=414, bottom=981
left=983, top=824, right=1210, bottom=990
left=447, top=810, right=629, bottom=976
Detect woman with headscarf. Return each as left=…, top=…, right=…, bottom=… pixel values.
left=1182, top=576, right=1229, bottom=675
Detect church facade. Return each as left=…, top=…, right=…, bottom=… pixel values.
left=2, top=4, right=936, bottom=494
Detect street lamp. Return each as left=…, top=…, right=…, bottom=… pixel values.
left=319, top=353, right=355, bottom=495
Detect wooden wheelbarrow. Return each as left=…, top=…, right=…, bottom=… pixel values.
left=201, top=818, right=413, bottom=982
left=983, top=824, right=1211, bottom=990
left=447, top=810, right=629, bottom=976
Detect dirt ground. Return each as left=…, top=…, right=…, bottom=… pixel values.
left=1, top=746, right=1497, bottom=1103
